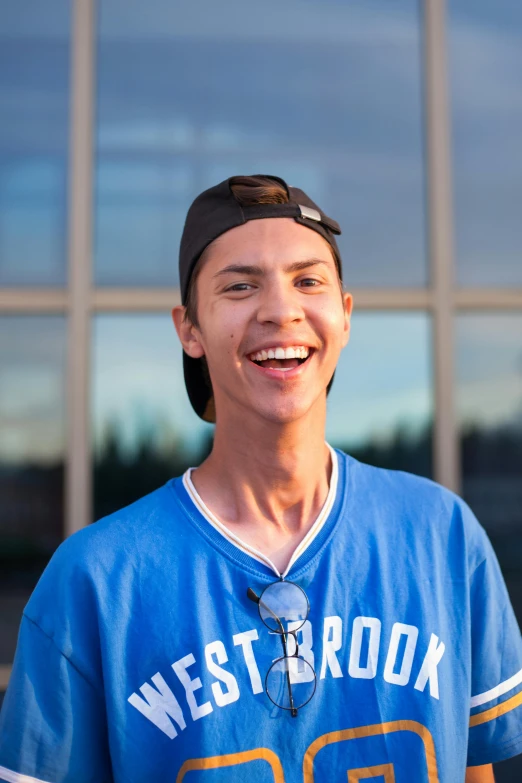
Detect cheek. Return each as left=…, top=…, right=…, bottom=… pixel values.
left=198, top=318, right=242, bottom=370
left=203, top=302, right=248, bottom=352
left=317, top=301, right=347, bottom=342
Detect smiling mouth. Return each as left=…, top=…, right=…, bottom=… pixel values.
left=250, top=351, right=313, bottom=371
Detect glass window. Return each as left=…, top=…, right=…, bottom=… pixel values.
left=456, top=313, right=522, bottom=624
left=0, top=316, right=66, bottom=665
left=450, top=1, right=522, bottom=286
left=326, top=312, right=433, bottom=477
left=0, top=2, right=71, bottom=287
left=95, top=0, right=426, bottom=288
left=92, top=314, right=214, bottom=520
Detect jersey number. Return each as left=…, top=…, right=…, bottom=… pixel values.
left=176, top=719, right=439, bottom=782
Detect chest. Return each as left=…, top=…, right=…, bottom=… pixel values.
left=109, top=567, right=468, bottom=783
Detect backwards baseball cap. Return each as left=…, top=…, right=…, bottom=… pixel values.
left=178, top=174, right=343, bottom=422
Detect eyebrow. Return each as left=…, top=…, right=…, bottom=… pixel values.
left=212, top=258, right=331, bottom=279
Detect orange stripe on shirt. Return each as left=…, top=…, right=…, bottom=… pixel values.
left=469, top=688, right=522, bottom=727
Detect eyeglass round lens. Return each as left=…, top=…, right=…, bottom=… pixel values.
left=265, top=656, right=316, bottom=710
left=258, top=581, right=309, bottom=632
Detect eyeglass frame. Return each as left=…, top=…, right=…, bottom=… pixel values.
left=247, top=579, right=317, bottom=717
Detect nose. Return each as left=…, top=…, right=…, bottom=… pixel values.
left=255, top=277, right=305, bottom=327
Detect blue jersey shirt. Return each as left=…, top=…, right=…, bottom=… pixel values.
left=1, top=448, right=522, bottom=782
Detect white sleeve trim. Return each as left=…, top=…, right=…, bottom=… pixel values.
left=470, top=666, right=522, bottom=708
left=0, top=766, right=53, bottom=783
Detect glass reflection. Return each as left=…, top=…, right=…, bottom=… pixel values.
left=450, top=1, right=522, bottom=286
left=95, top=0, right=426, bottom=288
left=92, top=311, right=432, bottom=522
left=327, top=312, right=433, bottom=477
left=0, top=2, right=70, bottom=286
left=456, top=314, right=522, bottom=624
left=0, top=316, right=66, bottom=664
left=92, top=314, right=214, bottom=520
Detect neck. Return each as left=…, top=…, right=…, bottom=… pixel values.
left=191, top=404, right=331, bottom=536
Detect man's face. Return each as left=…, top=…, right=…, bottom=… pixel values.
left=174, top=217, right=352, bottom=425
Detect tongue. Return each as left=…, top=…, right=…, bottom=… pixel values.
left=260, top=358, right=300, bottom=369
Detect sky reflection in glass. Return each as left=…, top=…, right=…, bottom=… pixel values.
left=0, top=1, right=70, bottom=286
left=0, top=316, right=66, bottom=465
left=95, top=0, right=426, bottom=288
left=450, top=1, right=522, bottom=286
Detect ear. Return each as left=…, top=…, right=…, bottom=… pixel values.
left=341, top=292, right=353, bottom=348
left=171, top=306, right=205, bottom=359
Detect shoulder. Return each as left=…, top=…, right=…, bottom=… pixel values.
left=335, top=446, right=458, bottom=509
left=55, top=481, right=178, bottom=565
left=334, top=448, right=489, bottom=567
left=24, top=480, right=187, bottom=628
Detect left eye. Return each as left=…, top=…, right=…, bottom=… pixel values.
left=298, top=278, right=320, bottom=287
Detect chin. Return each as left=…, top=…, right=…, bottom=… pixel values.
left=253, top=395, right=318, bottom=425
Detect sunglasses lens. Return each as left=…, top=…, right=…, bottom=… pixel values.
left=258, top=581, right=309, bottom=632
left=266, top=656, right=316, bottom=710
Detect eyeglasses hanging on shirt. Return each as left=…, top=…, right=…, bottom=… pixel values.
left=247, top=578, right=316, bottom=717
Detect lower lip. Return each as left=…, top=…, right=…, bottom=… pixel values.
left=247, top=353, right=313, bottom=380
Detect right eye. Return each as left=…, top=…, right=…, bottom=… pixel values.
left=226, top=283, right=253, bottom=292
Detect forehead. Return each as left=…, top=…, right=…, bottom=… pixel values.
left=200, top=217, right=337, bottom=274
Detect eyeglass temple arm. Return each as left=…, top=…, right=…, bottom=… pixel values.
left=247, top=587, right=298, bottom=717
left=247, top=588, right=286, bottom=635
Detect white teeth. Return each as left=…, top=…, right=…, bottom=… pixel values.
left=249, top=345, right=311, bottom=361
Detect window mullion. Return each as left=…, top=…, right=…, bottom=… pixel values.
left=66, top=0, right=96, bottom=535
left=423, top=0, right=459, bottom=493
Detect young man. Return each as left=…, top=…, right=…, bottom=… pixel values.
left=0, top=174, right=521, bottom=782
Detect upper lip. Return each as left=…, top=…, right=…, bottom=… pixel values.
left=245, top=342, right=316, bottom=355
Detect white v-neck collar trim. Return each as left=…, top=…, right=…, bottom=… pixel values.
left=182, top=444, right=338, bottom=578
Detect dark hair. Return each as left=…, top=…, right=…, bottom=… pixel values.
left=183, top=175, right=342, bottom=327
